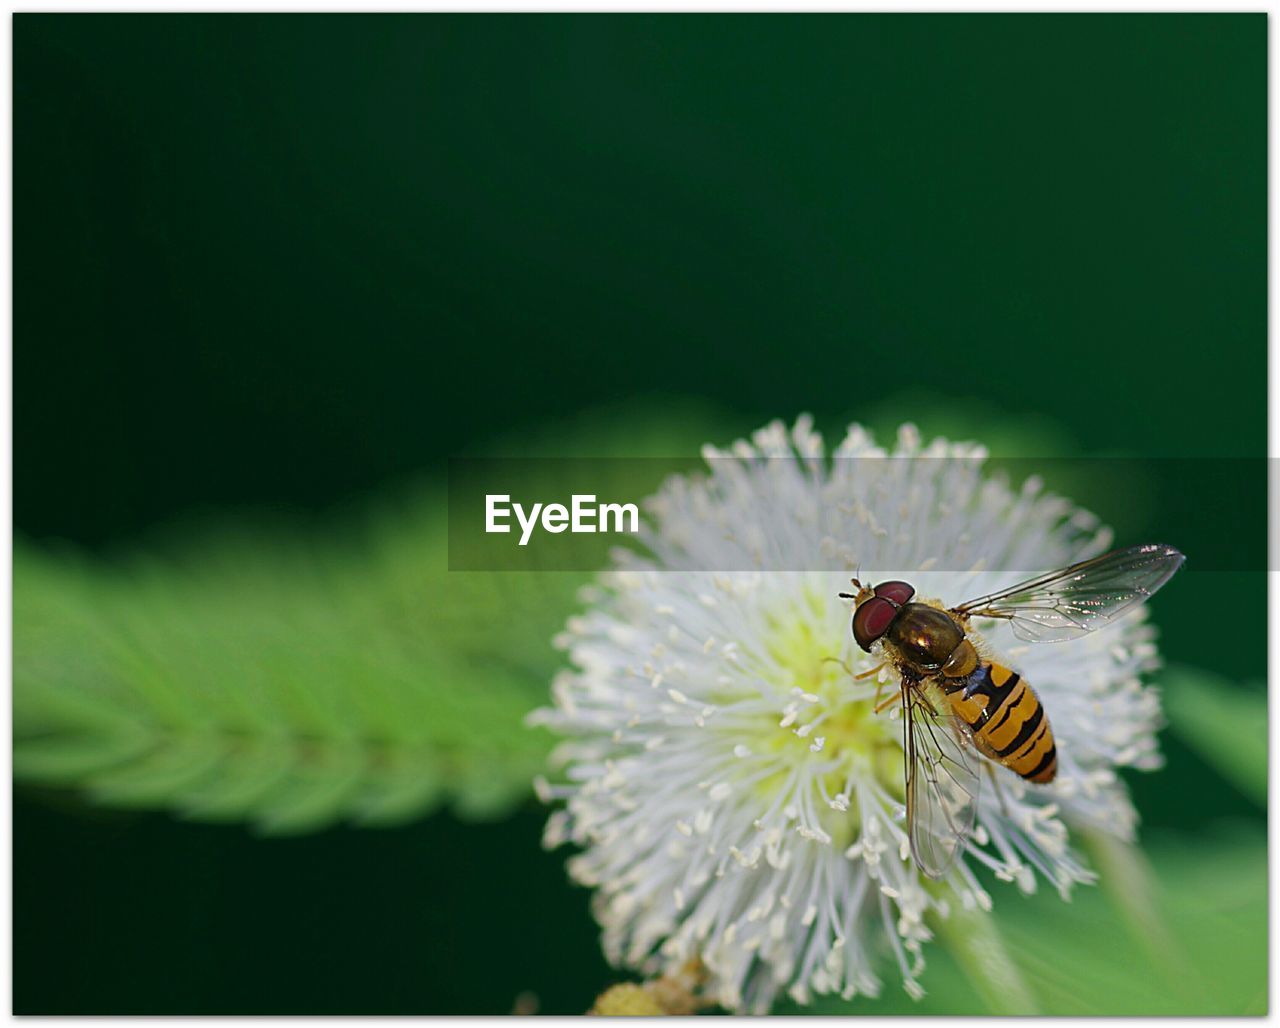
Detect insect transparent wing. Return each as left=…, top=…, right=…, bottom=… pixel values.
left=904, top=679, right=980, bottom=880
left=951, top=543, right=1185, bottom=643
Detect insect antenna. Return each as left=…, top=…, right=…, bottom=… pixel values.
left=838, top=572, right=865, bottom=602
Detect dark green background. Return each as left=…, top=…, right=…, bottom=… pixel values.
left=15, top=14, right=1265, bottom=1014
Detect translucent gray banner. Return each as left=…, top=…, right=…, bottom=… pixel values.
left=448, top=456, right=1265, bottom=573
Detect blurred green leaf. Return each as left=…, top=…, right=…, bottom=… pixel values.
left=794, top=829, right=1266, bottom=1015
left=1083, top=828, right=1202, bottom=1010
left=931, top=899, right=1038, bottom=1014
left=14, top=402, right=733, bottom=834
left=13, top=537, right=552, bottom=835
left=1161, top=664, right=1266, bottom=807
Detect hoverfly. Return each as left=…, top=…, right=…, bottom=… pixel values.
left=839, top=543, right=1185, bottom=879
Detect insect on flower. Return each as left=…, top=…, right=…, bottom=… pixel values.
left=533, top=418, right=1180, bottom=1011
left=839, top=543, right=1186, bottom=879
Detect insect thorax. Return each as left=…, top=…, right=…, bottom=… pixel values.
left=885, top=602, right=966, bottom=673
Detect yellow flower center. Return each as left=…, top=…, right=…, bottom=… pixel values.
left=737, top=587, right=906, bottom=847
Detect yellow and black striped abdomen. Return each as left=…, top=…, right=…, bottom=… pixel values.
left=943, top=663, right=1057, bottom=784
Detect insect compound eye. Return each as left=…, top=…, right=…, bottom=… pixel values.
left=852, top=596, right=899, bottom=652
left=873, top=580, right=915, bottom=606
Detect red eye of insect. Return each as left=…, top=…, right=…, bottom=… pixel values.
left=873, top=580, right=915, bottom=605
left=853, top=597, right=899, bottom=652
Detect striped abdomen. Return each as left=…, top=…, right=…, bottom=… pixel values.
left=942, top=663, right=1057, bottom=783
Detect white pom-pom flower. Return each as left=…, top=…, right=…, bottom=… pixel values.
left=530, top=418, right=1164, bottom=1012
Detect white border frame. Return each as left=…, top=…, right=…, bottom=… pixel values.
left=2, top=5, right=1271, bottom=1026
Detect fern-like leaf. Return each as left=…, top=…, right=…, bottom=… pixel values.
left=14, top=401, right=734, bottom=833
left=13, top=531, right=565, bottom=834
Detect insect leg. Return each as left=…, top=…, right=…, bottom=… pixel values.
left=875, top=686, right=901, bottom=714
left=868, top=665, right=894, bottom=711
left=821, top=655, right=855, bottom=677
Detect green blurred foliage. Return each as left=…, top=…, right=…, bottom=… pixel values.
left=14, top=402, right=732, bottom=834
left=1162, top=665, right=1267, bottom=808
left=796, top=830, right=1266, bottom=1016
left=14, top=529, right=550, bottom=833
